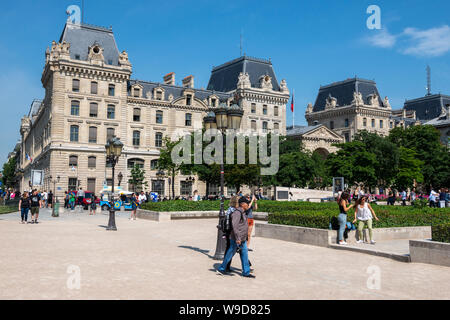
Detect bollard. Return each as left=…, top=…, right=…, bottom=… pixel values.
left=52, top=200, right=60, bottom=217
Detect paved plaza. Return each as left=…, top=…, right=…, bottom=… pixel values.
left=0, top=209, right=449, bottom=300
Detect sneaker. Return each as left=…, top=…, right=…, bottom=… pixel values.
left=216, top=269, right=226, bottom=276
left=31, top=220, right=35, bottom=224
left=338, top=241, right=347, bottom=245
left=356, top=240, right=363, bottom=244
left=35, top=221, right=39, bottom=224
left=242, top=274, right=256, bottom=278
left=248, top=248, right=253, bottom=252
left=370, top=240, right=376, bottom=244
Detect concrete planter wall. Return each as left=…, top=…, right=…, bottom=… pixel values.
left=409, top=240, right=450, bottom=267
left=136, top=209, right=268, bottom=222
left=256, top=223, right=431, bottom=247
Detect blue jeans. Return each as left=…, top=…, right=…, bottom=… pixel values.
left=338, top=213, right=347, bottom=241
left=21, top=207, right=29, bottom=221
left=219, top=239, right=251, bottom=276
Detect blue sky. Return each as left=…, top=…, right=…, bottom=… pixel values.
left=1, top=0, right=450, bottom=167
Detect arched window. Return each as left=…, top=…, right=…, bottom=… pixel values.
left=88, top=156, right=96, bottom=168
left=91, top=81, right=98, bottom=94
left=106, top=128, right=115, bottom=141
left=155, top=132, right=163, bottom=147
left=133, top=108, right=141, bottom=122
left=251, top=120, right=257, bottom=130
left=72, top=79, right=80, bottom=92
left=108, top=84, right=115, bottom=96
left=69, top=155, right=78, bottom=167
left=89, top=103, right=98, bottom=117
left=133, top=131, right=140, bottom=146
left=156, top=110, right=163, bottom=124
left=107, top=105, right=115, bottom=119
left=185, top=113, right=192, bottom=126
left=70, top=125, right=79, bottom=142
left=127, top=158, right=144, bottom=169
left=371, top=119, right=375, bottom=128
left=88, top=126, right=97, bottom=143
left=71, top=101, right=80, bottom=116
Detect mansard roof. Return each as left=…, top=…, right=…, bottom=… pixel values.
left=207, top=56, right=281, bottom=92
left=128, top=80, right=232, bottom=102
left=286, top=125, right=322, bottom=136
left=313, top=78, right=384, bottom=112
left=404, top=94, right=450, bottom=121
left=59, top=22, right=120, bottom=66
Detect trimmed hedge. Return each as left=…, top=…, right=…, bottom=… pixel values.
left=432, top=223, right=450, bottom=243
left=141, top=200, right=230, bottom=212
left=0, top=205, right=18, bottom=215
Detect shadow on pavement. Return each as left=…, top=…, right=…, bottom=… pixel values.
left=178, top=245, right=215, bottom=259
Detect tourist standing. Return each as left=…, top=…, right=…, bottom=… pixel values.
left=69, top=192, right=76, bottom=210
left=48, top=190, right=53, bottom=209
left=19, top=191, right=31, bottom=224
left=64, top=191, right=69, bottom=209
left=130, top=193, right=139, bottom=220
left=429, top=189, right=438, bottom=208
left=337, top=192, right=353, bottom=245
left=30, top=190, right=42, bottom=224
left=353, top=196, right=379, bottom=244
left=439, top=189, right=447, bottom=208
left=77, top=187, right=85, bottom=208
left=217, top=197, right=254, bottom=278
left=410, top=189, right=416, bottom=205
left=43, top=190, right=48, bottom=208
left=401, top=190, right=407, bottom=206
left=192, top=190, right=200, bottom=201
left=138, top=191, right=147, bottom=206
left=89, top=195, right=97, bottom=215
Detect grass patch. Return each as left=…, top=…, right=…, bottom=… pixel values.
left=0, top=205, right=19, bottom=215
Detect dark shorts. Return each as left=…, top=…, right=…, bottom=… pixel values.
left=31, top=207, right=39, bottom=215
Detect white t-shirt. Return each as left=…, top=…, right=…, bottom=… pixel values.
left=429, top=191, right=437, bottom=202
left=138, top=194, right=147, bottom=203
left=356, top=203, right=373, bottom=221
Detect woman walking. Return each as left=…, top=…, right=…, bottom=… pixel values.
left=89, top=195, right=97, bottom=215
left=19, top=191, right=31, bottom=224
left=353, top=196, right=379, bottom=244
left=69, top=192, right=76, bottom=210
left=130, top=193, right=139, bottom=220
left=337, top=192, right=353, bottom=245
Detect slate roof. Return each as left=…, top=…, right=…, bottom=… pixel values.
left=128, top=80, right=232, bottom=102
left=59, top=22, right=120, bottom=66
left=286, top=125, right=322, bottom=136
left=207, top=56, right=281, bottom=92
left=404, top=94, right=450, bottom=121
left=312, top=78, right=384, bottom=112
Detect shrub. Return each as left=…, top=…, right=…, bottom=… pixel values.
left=0, top=205, right=18, bottom=214
left=141, top=200, right=229, bottom=212
left=432, top=223, right=450, bottom=243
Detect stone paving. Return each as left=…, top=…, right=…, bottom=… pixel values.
left=0, top=208, right=449, bottom=300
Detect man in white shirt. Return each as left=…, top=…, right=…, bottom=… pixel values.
left=43, top=191, right=48, bottom=208
left=429, top=189, right=438, bottom=208
left=138, top=191, right=147, bottom=205
left=401, top=190, right=407, bottom=206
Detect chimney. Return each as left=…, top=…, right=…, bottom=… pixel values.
left=182, top=75, right=194, bottom=88
left=447, top=104, right=450, bottom=120
left=163, top=72, right=175, bottom=85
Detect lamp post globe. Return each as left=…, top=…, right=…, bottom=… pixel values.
left=105, top=136, right=123, bottom=231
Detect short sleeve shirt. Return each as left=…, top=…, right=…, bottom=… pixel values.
left=30, top=194, right=41, bottom=207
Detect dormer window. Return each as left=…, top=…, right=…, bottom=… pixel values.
left=133, top=88, right=140, bottom=98
left=156, top=90, right=162, bottom=100
left=186, top=94, right=192, bottom=106
left=211, top=98, right=217, bottom=107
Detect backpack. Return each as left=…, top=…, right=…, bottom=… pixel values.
left=329, top=216, right=340, bottom=230
left=220, top=207, right=235, bottom=233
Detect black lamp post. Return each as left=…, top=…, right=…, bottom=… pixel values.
left=156, top=170, right=166, bottom=199
left=204, top=102, right=243, bottom=260
left=49, top=175, right=60, bottom=217
left=105, top=136, right=124, bottom=231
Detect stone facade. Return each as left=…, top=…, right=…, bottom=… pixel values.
left=286, top=125, right=343, bottom=156
left=16, top=21, right=289, bottom=199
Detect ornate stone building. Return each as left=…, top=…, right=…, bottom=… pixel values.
left=16, top=20, right=289, bottom=198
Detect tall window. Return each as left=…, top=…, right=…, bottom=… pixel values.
left=87, top=178, right=96, bottom=191
left=390, top=121, right=393, bottom=128
left=344, top=132, right=350, bottom=143
left=71, top=101, right=80, bottom=116
left=133, top=131, right=140, bottom=146
left=88, top=156, right=96, bottom=169
left=91, top=81, right=98, bottom=94
left=69, top=155, right=78, bottom=167
left=180, top=181, right=192, bottom=196
left=88, top=126, right=97, bottom=143
left=251, top=103, right=256, bottom=114
left=133, top=88, right=140, bottom=97
left=156, top=110, right=163, bottom=124
left=156, top=90, right=162, bottom=100
left=380, top=120, right=383, bottom=128
left=185, top=113, right=192, bottom=126
left=128, top=158, right=145, bottom=169
left=262, top=121, right=268, bottom=133
left=274, top=106, right=279, bottom=117
left=330, top=121, right=334, bottom=129
left=363, top=118, right=367, bottom=127
left=72, top=79, right=80, bottom=92
left=274, top=123, right=279, bottom=130
left=89, top=103, right=98, bottom=117
left=133, top=108, right=141, bottom=122
left=251, top=120, right=257, bottom=130
left=155, top=132, right=163, bottom=147
left=107, top=105, right=115, bottom=119
left=106, top=128, right=115, bottom=141
left=150, top=159, right=159, bottom=170
left=263, top=105, right=268, bottom=115
left=344, top=118, right=349, bottom=127
left=152, top=180, right=165, bottom=196
left=186, top=94, right=192, bottom=106
left=70, top=125, right=79, bottom=142
left=371, top=119, right=375, bottom=128
left=108, top=84, right=115, bottom=96
left=68, top=178, right=78, bottom=191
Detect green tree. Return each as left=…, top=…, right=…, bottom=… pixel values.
left=158, top=136, right=185, bottom=199
left=1, top=157, right=17, bottom=189
left=393, top=147, right=424, bottom=191
left=128, top=164, right=148, bottom=193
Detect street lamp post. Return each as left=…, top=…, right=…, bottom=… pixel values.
left=156, top=170, right=165, bottom=200
left=49, top=175, right=60, bottom=217
left=105, top=136, right=124, bottom=231
left=204, top=103, right=243, bottom=260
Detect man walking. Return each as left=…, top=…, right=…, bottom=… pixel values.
left=217, top=197, right=255, bottom=278
left=77, top=187, right=85, bottom=208
left=401, top=190, right=407, bottom=206
left=30, top=190, right=42, bottom=224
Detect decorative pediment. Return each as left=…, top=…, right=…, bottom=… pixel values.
left=237, top=72, right=251, bottom=89
left=88, top=42, right=105, bottom=65
left=325, top=94, right=337, bottom=110
left=303, top=125, right=344, bottom=141
left=259, top=74, right=273, bottom=90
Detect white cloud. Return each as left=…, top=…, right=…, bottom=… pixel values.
left=366, top=29, right=397, bottom=48
left=401, top=25, right=450, bottom=57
